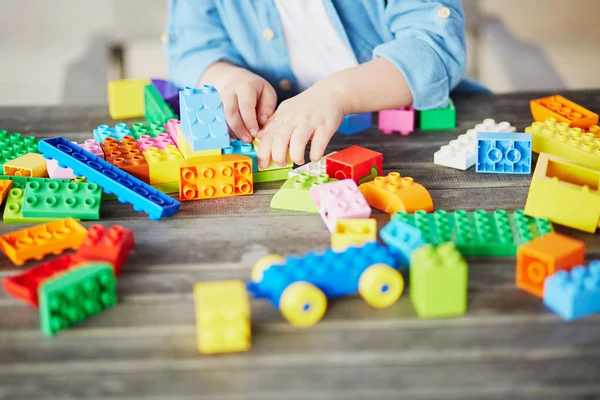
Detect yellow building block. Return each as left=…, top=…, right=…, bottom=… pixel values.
left=524, top=153, right=600, bottom=233
left=142, top=145, right=184, bottom=184
left=331, top=218, right=377, bottom=252
left=3, top=153, right=48, bottom=177
left=525, top=118, right=600, bottom=171
left=108, top=78, right=151, bottom=119
left=194, top=280, right=251, bottom=355
left=252, top=137, right=292, bottom=171
left=177, top=128, right=221, bottom=159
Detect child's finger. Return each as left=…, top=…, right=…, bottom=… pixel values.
left=222, top=92, right=252, bottom=142
left=309, top=127, right=333, bottom=162
left=289, top=125, right=314, bottom=165
left=271, top=125, right=293, bottom=167
left=236, top=86, right=259, bottom=136
left=257, top=122, right=277, bottom=168
left=256, top=85, right=277, bottom=127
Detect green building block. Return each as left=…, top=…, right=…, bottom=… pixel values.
left=129, top=121, right=168, bottom=140
left=253, top=167, right=292, bottom=184
left=393, top=209, right=553, bottom=257
left=22, top=180, right=102, bottom=220
left=270, top=173, right=335, bottom=213
left=419, top=99, right=456, bottom=131
left=0, top=130, right=40, bottom=170
left=410, top=243, right=468, bottom=318
left=3, top=187, right=62, bottom=224
left=144, top=84, right=177, bottom=125
left=0, top=175, right=69, bottom=189
left=39, top=262, right=117, bottom=337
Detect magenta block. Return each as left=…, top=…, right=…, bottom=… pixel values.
left=378, top=106, right=415, bottom=136
left=46, top=139, right=105, bottom=179
left=164, top=119, right=181, bottom=147
left=309, top=179, right=371, bottom=233
left=137, top=133, right=177, bottom=151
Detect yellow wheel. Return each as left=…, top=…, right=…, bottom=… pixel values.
left=358, top=264, right=404, bottom=309
left=279, top=282, right=327, bottom=328
left=251, top=254, right=285, bottom=282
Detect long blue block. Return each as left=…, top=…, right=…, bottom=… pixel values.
left=337, top=113, right=372, bottom=135
left=38, top=137, right=180, bottom=220
left=476, top=132, right=532, bottom=174
left=379, top=219, right=427, bottom=267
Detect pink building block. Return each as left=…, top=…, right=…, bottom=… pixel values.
left=378, top=106, right=415, bottom=136
left=137, top=133, right=176, bottom=151
left=309, top=179, right=371, bottom=232
left=164, top=119, right=181, bottom=147
left=46, top=139, right=105, bottom=179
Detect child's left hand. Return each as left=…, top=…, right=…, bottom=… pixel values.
left=256, top=82, right=345, bottom=168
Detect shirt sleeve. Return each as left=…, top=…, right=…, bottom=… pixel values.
left=372, top=0, right=467, bottom=110
left=164, top=0, right=245, bottom=89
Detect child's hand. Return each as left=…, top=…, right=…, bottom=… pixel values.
left=257, top=82, right=345, bottom=168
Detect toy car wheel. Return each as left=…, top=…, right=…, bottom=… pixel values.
left=279, top=282, right=327, bottom=328
left=251, top=254, right=285, bottom=282
left=358, top=263, right=404, bottom=309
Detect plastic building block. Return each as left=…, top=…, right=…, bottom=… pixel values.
left=289, top=152, right=337, bottom=178
left=270, top=173, right=334, bottom=213
left=544, top=261, right=600, bottom=321
left=3, top=187, right=62, bottom=224
left=0, top=174, right=70, bottom=189
left=129, top=122, right=168, bottom=140
left=137, top=133, right=176, bottom=152
left=0, top=130, right=39, bottom=170
left=359, top=172, right=434, bottom=214
left=102, top=181, right=179, bottom=201
left=378, top=106, right=414, bottom=135
left=21, top=180, right=102, bottom=220
left=252, top=137, right=293, bottom=171
left=325, top=145, right=383, bottom=185
left=108, top=78, right=150, bottom=119
left=93, top=123, right=132, bottom=143
left=179, top=85, right=229, bottom=151
left=2, top=253, right=82, bottom=307
left=246, top=242, right=404, bottom=327
left=101, top=136, right=150, bottom=183
left=38, top=137, right=181, bottom=220
left=379, top=219, right=427, bottom=267
left=3, top=153, right=48, bottom=177
left=393, top=209, right=553, bottom=257
left=0, top=179, right=13, bottom=206
left=420, top=99, right=456, bottom=131
left=517, top=232, right=585, bottom=298
left=76, top=224, right=135, bottom=276
left=164, top=119, right=181, bottom=146
left=410, top=243, right=468, bottom=318
left=525, top=118, right=600, bottom=171
left=309, top=179, right=371, bottom=233
left=524, top=153, right=600, bottom=233
left=337, top=113, right=372, bottom=135
left=151, top=78, right=180, bottom=113
left=179, top=154, right=253, bottom=201
left=176, top=127, right=221, bottom=159
left=144, top=83, right=177, bottom=124
left=39, top=262, right=117, bottom=337
left=476, top=132, right=532, bottom=174
left=223, top=139, right=258, bottom=172
left=331, top=218, right=377, bottom=252
left=434, top=119, right=516, bottom=170
left=0, top=218, right=87, bottom=266
left=253, top=167, right=292, bottom=183
left=143, top=145, right=184, bottom=184
left=47, top=139, right=105, bottom=179
left=530, top=95, right=599, bottom=129
left=194, top=280, right=251, bottom=354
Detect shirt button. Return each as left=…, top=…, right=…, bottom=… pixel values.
left=262, top=28, right=275, bottom=40
left=279, top=79, right=292, bottom=91
left=161, top=32, right=170, bottom=44
left=438, top=7, right=451, bottom=19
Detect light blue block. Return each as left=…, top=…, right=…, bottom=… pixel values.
left=380, top=219, right=427, bottom=267
left=179, top=85, right=229, bottom=151
left=338, top=113, right=372, bottom=135
left=93, top=123, right=132, bottom=143
left=476, top=132, right=532, bottom=174
left=222, top=139, right=258, bottom=172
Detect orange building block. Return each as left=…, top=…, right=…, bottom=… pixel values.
left=179, top=154, right=253, bottom=201
left=516, top=232, right=585, bottom=298
left=530, top=95, right=599, bottom=129
left=0, top=179, right=13, bottom=206
left=0, top=218, right=88, bottom=266
left=358, top=172, right=434, bottom=214
left=101, top=136, right=150, bottom=183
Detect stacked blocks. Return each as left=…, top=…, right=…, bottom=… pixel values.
left=325, top=145, right=382, bottom=185
left=177, top=126, right=221, bottom=159
left=379, top=219, right=427, bottom=267
left=76, top=224, right=135, bottom=276
left=108, top=78, right=150, bottom=119
left=410, top=243, right=468, bottom=318
left=179, top=155, right=253, bottom=201
left=378, top=106, right=414, bottom=135
left=223, top=139, right=258, bottom=172
left=516, top=232, right=585, bottom=298
left=420, top=99, right=456, bottom=131
left=101, top=136, right=150, bottom=183
left=476, top=132, right=532, bottom=174
left=270, top=173, right=334, bottom=213
left=143, top=146, right=184, bottom=184
left=338, top=113, right=372, bottom=135
left=331, top=218, right=377, bottom=252
left=194, top=280, right=251, bottom=354
left=136, top=133, right=176, bottom=152
left=544, top=261, right=600, bottom=321
left=129, top=122, right=168, bottom=140
left=309, top=179, right=371, bottom=232
left=179, top=85, right=229, bottom=151
left=39, top=262, right=117, bottom=337
left=0, top=131, right=39, bottom=170
left=3, top=153, right=48, bottom=177
left=93, top=123, right=133, bottom=143
left=530, top=95, right=598, bottom=129
left=22, top=180, right=102, bottom=220
left=144, top=83, right=177, bottom=124
left=359, top=172, right=434, bottom=214
left=47, top=140, right=105, bottom=179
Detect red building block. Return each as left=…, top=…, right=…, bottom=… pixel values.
left=2, top=254, right=82, bottom=307
left=325, top=146, right=383, bottom=185
left=76, top=224, right=135, bottom=276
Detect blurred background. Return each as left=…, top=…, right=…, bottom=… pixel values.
left=0, top=0, right=599, bottom=106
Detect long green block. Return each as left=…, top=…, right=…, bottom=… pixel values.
left=39, top=262, right=117, bottom=337
left=393, top=209, right=553, bottom=257
left=253, top=167, right=292, bottom=184
left=3, top=187, right=62, bottom=224
left=419, top=99, right=456, bottom=131
left=270, top=173, right=335, bottom=213
left=22, top=180, right=102, bottom=220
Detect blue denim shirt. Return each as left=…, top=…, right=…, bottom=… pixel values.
left=164, top=0, right=481, bottom=110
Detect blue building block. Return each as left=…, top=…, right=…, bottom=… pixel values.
left=380, top=219, right=427, bottom=267
left=222, top=139, right=258, bottom=172
left=543, top=261, right=600, bottom=321
left=179, top=85, right=230, bottom=151
left=93, top=123, right=132, bottom=143
left=476, top=132, right=532, bottom=174
left=338, top=113, right=372, bottom=135
left=37, top=137, right=180, bottom=220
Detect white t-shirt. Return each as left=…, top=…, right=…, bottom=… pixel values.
left=274, top=0, right=359, bottom=91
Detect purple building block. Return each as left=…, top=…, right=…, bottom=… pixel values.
left=151, top=79, right=180, bottom=115
left=378, top=106, right=415, bottom=136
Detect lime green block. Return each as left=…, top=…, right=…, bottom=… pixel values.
left=102, top=180, right=178, bottom=201
left=270, top=173, right=336, bottom=213
left=410, top=243, right=468, bottom=318
left=3, top=187, right=62, bottom=224
left=253, top=167, right=292, bottom=184
left=128, top=121, right=167, bottom=140
left=419, top=99, right=456, bottom=131
left=39, top=262, right=117, bottom=337
left=0, top=175, right=69, bottom=189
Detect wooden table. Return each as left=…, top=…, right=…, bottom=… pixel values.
left=1, top=91, right=599, bottom=400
